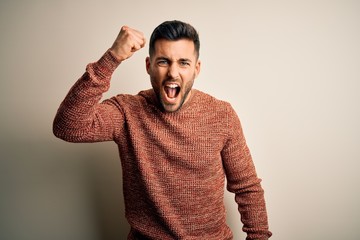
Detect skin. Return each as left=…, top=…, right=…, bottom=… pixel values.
left=146, top=39, right=201, bottom=112
left=109, top=26, right=201, bottom=112
left=109, top=26, right=146, bottom=61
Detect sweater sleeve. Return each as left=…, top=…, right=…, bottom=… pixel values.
left=221, top=104, right=272, bottom=240
left=53, top=50, right=124, bottom=143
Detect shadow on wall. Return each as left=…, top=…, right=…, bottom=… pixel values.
left=0, top=139, right=130, bottom=240
left=82, top=142, right=130, bottom=239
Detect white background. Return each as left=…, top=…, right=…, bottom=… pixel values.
left=1, top=0, right=359, bottom=239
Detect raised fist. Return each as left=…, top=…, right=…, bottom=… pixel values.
left=109, top=26, right=146, bottom=61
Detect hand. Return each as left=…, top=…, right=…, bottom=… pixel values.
left=109, top=26, right=146, bottom=61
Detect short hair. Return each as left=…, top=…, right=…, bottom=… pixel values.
left=149, top=20, right=200, bottom=58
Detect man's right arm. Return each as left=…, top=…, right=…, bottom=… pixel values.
left=53, top=26, right=146, bottom=143
left=53, top=50, right=121, bottom=142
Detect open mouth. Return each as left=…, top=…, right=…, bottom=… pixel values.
left=164, top=83, right=181, bottom=100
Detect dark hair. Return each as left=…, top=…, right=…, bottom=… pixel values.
left=149, top=20, right=200, bottom=58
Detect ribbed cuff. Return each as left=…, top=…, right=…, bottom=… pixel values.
left=93, top=49, right=122, bottom=79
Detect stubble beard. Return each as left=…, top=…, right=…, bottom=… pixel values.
left=151, top=78, right=194, bottom=113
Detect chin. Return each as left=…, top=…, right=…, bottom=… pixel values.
left=162, top=103, right=181, bottom=113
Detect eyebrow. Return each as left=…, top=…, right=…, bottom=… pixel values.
left=155, top=57, right=169, bottom=61
left=155, top=57, right=192, bottom=63
left=179, top=58, right=192, bottom=63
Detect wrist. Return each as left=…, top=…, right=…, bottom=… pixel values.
left=108, top=48, right=127, bottom=62
left=92, top=50, right=121, bottom=79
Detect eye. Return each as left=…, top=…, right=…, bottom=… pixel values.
left=179, top=60, right=190, bottom=66
left=157, top=59, right=169, bottom=66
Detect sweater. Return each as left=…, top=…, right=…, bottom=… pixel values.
left=53, top=50, right=272, bottom=240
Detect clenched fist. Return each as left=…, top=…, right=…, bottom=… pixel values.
left=109, top=26, right=146, bottom=61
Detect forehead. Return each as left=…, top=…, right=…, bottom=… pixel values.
left=153, top=39, right=196, bottom=59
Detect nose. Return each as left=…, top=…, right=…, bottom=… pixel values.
left=167, top=63, right=179, bottom=79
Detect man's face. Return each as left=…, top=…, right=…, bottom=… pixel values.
left=146, top=39, right=201, bottom=112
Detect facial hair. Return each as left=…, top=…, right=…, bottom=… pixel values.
left=151, top=77, right=194, bottom=113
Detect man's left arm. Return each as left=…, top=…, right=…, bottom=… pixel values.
left=221, top=104, right=272, bottom=240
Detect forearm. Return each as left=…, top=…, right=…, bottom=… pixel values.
left=230, top=176, right=271, bottom=239
left=53, top=50, right=121, bottom=142
left=225, top=151, right=271, bottom=239
left=222, top=104, right=272, bottom=239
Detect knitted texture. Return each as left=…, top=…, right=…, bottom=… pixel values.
left=53, top=50, right=272, bottom=240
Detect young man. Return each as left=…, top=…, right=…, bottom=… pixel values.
left=53, top=20, right=272, bottom=240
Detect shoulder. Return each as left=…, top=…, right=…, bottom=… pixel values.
left=194, top=90, right=241, bottom=127
left=104, top=89, right=156, bottom=113
left=193, top=89, right=234, bottom=113
left=110, top=89, right=149, bottom=103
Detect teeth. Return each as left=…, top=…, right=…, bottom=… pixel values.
left=166, top=83, right=179, bottom=88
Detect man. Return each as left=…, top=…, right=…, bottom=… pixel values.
left=53, top=20, right=272, bottom=240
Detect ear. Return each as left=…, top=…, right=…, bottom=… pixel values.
left=145, top=57, right=151, bottom=74
left=195, top=59, right=201, bottom=78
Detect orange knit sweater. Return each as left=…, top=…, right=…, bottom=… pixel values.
left=53, top=50, right=271, bottom=240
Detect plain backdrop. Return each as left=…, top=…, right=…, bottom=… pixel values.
left=1, top=0, right=359, bottom=239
